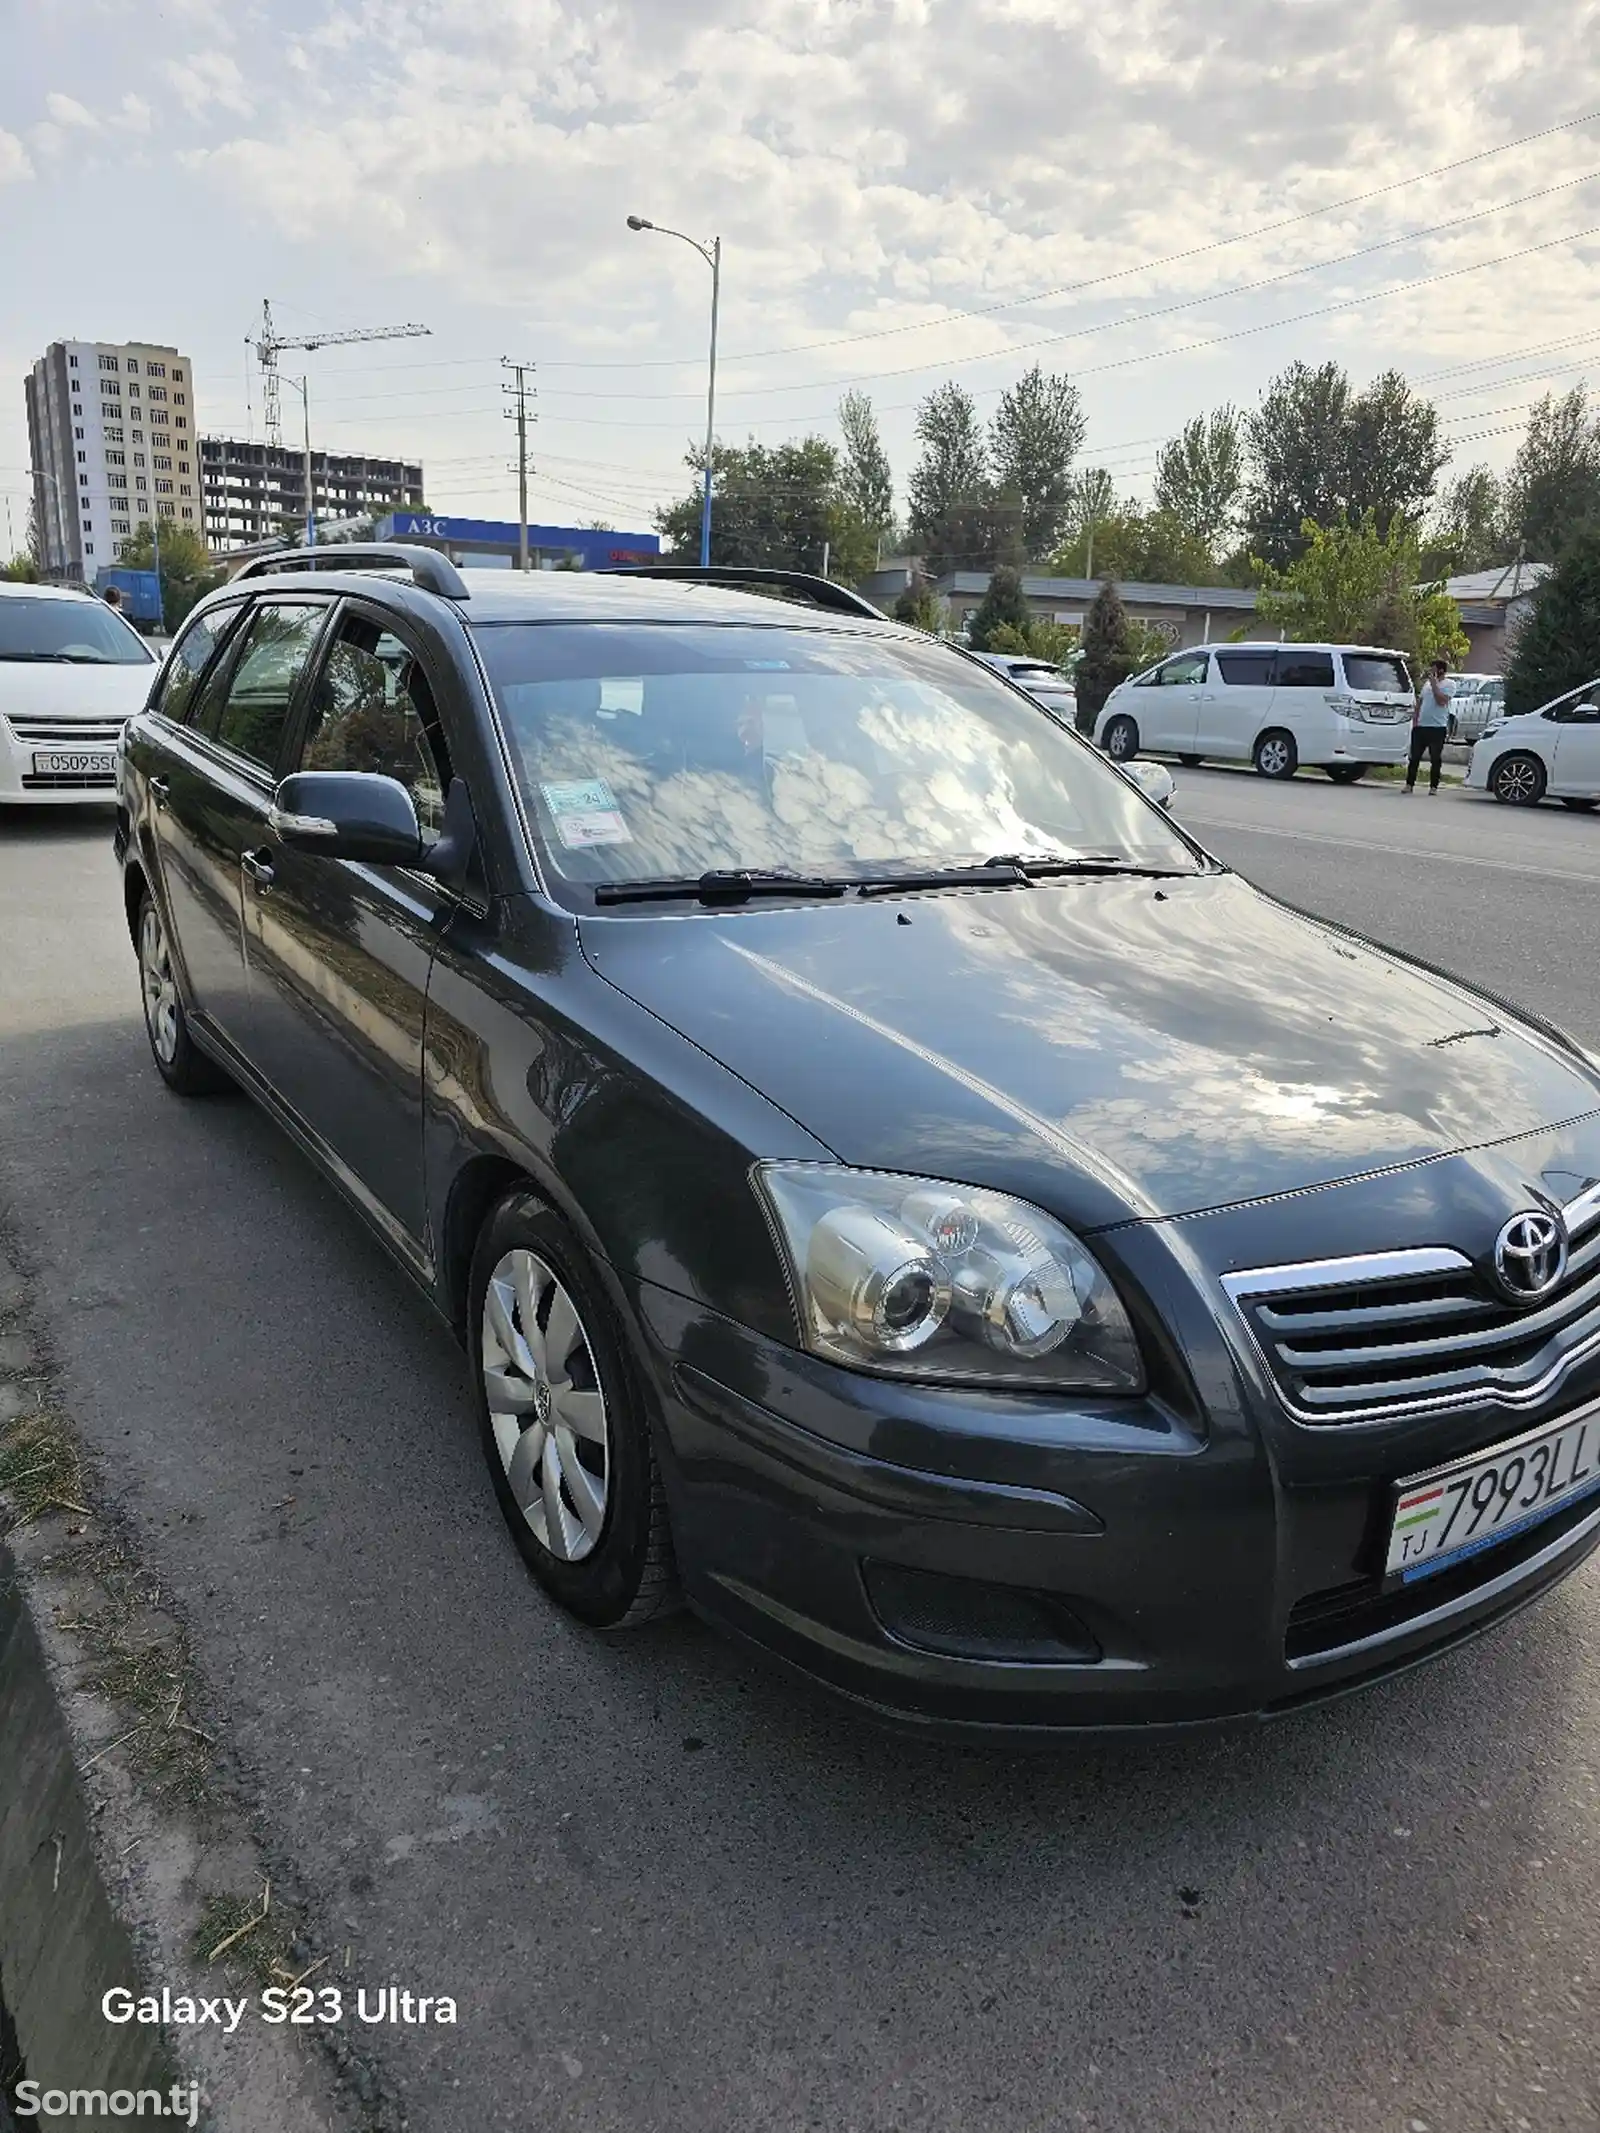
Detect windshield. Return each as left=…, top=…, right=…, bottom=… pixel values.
left=1343, top=652, right=1411, bottom=694
left=474, top=622, right=1205, bottom=891
left=0, top=596, right=154, bottom=665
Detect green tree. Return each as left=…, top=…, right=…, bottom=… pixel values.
left=966, top=564, right=1033, bottom=649
left=1049, top=502, right=1222, bottom=586
left=1153, top=408, right=1243, bottom=553
left=988, top=365, right=1085, bottom=560
left=1423, top=465, right=1508, bottom=577
left=907, top=381, right=993, bottom=576
left=1075, top=578, right=1139, bottom=728
left=1244, top=362, right=1446, bottom=568
left=1503, top=387, right=1600, bottom=563
left=1503, top=526, right=1600, bottom=717
left=892, top=566, right=944, bottom=632
left=118, top=519, right=224, bottom=630
left=1254, top=513, right=1467, bottom=667
left=985, top=616, right=1079, bottom=664
left=657, top=436, right=846, bottom=573
left=1, top=553, right=39, bottom=582
left=837, top=389, right=895, bottom=552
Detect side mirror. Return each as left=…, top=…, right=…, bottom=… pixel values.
left=1122, top=759, right=1176, bottom=811
left=269, top=771, right=424, bottom=866
left=1574, top=702, right=1600, bottom=722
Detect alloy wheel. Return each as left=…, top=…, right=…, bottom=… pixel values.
left=481, top=1248, right=610, bottom=1562
left=1493, top=757, right=1542, bottom=805
left=1105, top=718, right=1136, bottom=761
left=1256, top=736, right=1293, bottom=778
left=139, top=901, right=180, bottom=1066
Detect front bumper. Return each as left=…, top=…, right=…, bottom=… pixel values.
left=0, top=716, right=124, bottom=804
left=622, top=1128, right=1600, bottom=1734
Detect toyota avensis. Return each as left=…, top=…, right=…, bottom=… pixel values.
left=114, top=548, right=1600, bottom=1733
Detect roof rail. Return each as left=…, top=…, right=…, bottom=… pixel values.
left=231, top=543, right=469, bottom=600
left=595, top=563, right=885, bottom=620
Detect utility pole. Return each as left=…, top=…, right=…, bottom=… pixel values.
left=502, top=360, right=537, bottom=571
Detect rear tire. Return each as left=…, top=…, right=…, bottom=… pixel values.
left=136, top=887, right=229, bottom=1096
left=1326, top=765, right=1366, bottom=784
left=1560, top=797, right=1598, bottom=812
left=1490, top=753, right=1546, bottom=806
left=1253, top=730, right=1298, bottom=779
left=468, top=1192, right=678, bottom=1629
left=1102, top=715, right=1139, bottom=763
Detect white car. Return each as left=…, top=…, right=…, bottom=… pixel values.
left=969, top=650, right=1083, bottom=730
left=1467, top=677, right=1600, bottom=810
left=1093, top=641, right=1416, bottom=781
left=0, top=582, right=158, bottom=806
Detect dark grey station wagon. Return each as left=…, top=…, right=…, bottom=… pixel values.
left=113, top=546, right=1600, bottom=1734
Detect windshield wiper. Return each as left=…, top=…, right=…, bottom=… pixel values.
left=592, top=867, right=849, bottom=906
left=855, top=853, right=1192, bottom=896
left=981, top=851, right=1196, bottom=879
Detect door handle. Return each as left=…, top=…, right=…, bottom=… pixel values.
left=149, top=775, right=170, bottom=809
left=241, top=848, right=276, bottom=889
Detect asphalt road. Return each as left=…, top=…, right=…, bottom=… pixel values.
left=2, top=775, right=1599, bottom=2133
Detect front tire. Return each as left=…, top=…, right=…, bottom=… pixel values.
left=1253, top=729, right=1298, bottom=779
left=468, top=1193, right=676, bottom=1628
left=1326, top=764, right=1366, bottom=784
left=136, top=888, right=229, bottom=1095
left=1490, top=753, right=1546, bottom=806
left=1102, top=714, right=1139, bottom=763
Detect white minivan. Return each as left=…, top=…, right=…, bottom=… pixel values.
left=1093, top=642, right=1416, bottom=780
left=0, top=581, right=158, bottom=806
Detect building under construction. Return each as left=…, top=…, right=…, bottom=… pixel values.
left=200, top=436, right=425, bottom=553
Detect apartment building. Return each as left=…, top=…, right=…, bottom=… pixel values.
left=200, top=438, right=425, bottom=552
left=25, top=339, right=200, bottom=579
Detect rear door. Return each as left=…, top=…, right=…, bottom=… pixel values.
left=138, top=598, right=257, bottom=1047
left=1196, top=649, right=1274, bottom=759
left=238, top=600, right=459, bottom=1262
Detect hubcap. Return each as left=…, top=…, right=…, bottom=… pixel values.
left=481, top=1249, right=609, bottom=1563
left=1259, top=739, right=1290, bottom=776
left=139, top=903, right=180, bottom=1065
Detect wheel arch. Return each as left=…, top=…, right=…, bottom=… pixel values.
left=439, top=1152, right=544, bottom=1343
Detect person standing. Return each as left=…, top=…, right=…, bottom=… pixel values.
left=1406, top=658, right=1452, bottom=794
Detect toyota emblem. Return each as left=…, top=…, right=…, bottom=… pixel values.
left=1493, top=1210, right=1569, bottom=1302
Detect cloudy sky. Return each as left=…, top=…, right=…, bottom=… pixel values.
left=4, top=0, right=1600, bottom=549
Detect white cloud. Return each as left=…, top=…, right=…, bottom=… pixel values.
left=0, top=130, right=33, bottom=184
left=164, top=50, right=253, bottom=118
left=44, top=92, right=99, bottom=129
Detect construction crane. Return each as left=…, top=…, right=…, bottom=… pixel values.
left=251, top=299, right=430, bottom=447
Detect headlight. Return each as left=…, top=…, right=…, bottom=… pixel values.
left=754, top=1164, right=1144, bottom=1391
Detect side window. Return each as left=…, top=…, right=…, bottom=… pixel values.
left=299, top=616, right=447, bottom=837
left=1215, top=651, right=1276, bottom=688
left=1133, top=662, right=1166, bottom=688
left=1161, top=653, right=1209, bottom=686
left=155, top=604, right=243, bottom=726
left=1274, top=651, right=1335, bottom=689
left=211, top=602, right=326, bottom=772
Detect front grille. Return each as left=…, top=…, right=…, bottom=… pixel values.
left=20, top=770, right=116, bottom=790
left=1225, top=1186, right=1600, bottom=1423
left=6, top=717, right=128, bottom=745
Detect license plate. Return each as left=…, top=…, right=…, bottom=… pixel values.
left=33, top=750, right=115, bottom=776
left=1387, top=1402, right=1600, bottom=1581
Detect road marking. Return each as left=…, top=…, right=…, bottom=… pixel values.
left=1180, top=809, right=1600, bottom=887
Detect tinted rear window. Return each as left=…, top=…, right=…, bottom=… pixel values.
left=1344, top=654, right=1412, bottom=694
left=1275, top=652, right=1335, bottom=688
left=1215, top=652, right=1276, bottom=687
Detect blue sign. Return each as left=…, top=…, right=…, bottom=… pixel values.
left=381, top=514, right=659, bottom=568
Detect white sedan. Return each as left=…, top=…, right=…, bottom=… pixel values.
left=1467, top=677, right=1600, bottom=810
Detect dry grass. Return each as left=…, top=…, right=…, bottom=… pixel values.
left=0, top=1410, right=90, bottom=1527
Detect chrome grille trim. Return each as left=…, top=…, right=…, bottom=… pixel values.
left=5, top=716, right=130, bottom=743
left=1222, top=1181, right=1600, bottom=1426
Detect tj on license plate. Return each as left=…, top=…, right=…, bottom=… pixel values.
left=1387, top=1402, right=1600, bottom=1581
left=33, top=750, right=115, bottom=776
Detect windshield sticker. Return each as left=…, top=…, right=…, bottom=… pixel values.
left=540, top=778, right=634, bottom=849
left=598, top=678, right=645, bottom=717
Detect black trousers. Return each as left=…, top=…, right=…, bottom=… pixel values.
left=1406, top=726, right=1445, bottom=790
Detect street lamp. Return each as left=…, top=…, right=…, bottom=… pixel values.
left=627, top=214, right=721, bottom=567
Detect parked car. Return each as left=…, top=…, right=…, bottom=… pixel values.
left=115, top=548, right=1600, bottom=1732
left=0, top=581, right=158, bottom=806
left=1467, top=676, right=1600, bottom=808
left=1094, top=642, right=1416, bottom=780
left=1446, top=672, right=1505, bottom=743
left=969, top=650, right=1083, bottom=731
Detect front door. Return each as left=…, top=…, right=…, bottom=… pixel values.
left=240, top=603, right=458, bottom=1266
left=1551, top=706, right=1600, bottom=796
left=1197, top=648, right=1276, bottom=760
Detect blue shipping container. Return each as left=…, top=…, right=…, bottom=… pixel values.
left=95, top=568, right=163, bottom=622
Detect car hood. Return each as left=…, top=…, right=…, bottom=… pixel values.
left=0, top=658, right=156, bottom=721
left=578, top=872, right=1600, bottom=1227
